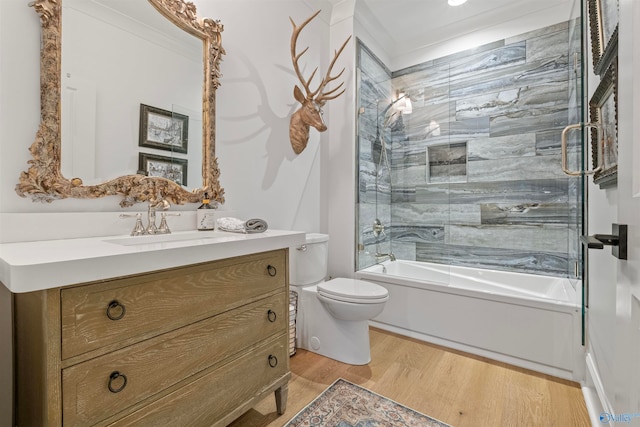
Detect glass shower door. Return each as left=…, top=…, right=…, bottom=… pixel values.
left=355, top=42, right=393, bottom=270
left=566, top=0, right=586, bottom=342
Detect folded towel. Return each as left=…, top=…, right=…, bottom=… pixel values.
left=216, top=217, right=245, bottom=232
left=216, top=217, right=268, bottom=234
left=244, top=218, right=268, bottom=233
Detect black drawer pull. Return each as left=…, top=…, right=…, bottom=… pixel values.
left=267, top=309, right=277, bottom=322
left=268, top=354, right=278, bottom=368
left=108, top=371, right=127, bottom=393
left=267, top=265, right=277, bottom=277
left=106, top=300, right=126, bottom=321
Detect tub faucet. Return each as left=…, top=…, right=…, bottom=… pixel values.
left=373, top=262, right=387, bottom=273
left=375, top=252, right=396, bottom=262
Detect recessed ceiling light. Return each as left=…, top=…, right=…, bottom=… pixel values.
left=448, top=0, right=467, bottom=6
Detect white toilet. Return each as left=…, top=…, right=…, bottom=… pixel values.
left=290, top=233, right=389, bottom=365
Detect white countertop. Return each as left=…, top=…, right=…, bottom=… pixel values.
left=0, top=229, right=306, bottom=293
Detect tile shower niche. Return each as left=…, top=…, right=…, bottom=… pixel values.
left=426, top=142, right=468, bottom=184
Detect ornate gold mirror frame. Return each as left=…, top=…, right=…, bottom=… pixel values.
left=16, top=0, right=225, bottom=207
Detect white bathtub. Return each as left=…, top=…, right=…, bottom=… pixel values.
left=356, top=260, right=584, bottom=381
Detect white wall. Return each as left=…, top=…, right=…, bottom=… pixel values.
left=197, top=0, right=333, bottom=233
left=353, top=1, right=391, bottom=69
left=326, top=0, right=357, bottom=278
left=0, top=0, right=42, bottom=215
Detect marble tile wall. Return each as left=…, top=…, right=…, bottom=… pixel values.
left=357, top=20, right=581, bottom=277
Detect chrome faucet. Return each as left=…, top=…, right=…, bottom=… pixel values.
left=120, top=199, right=172, bottom=236
left=119, top=212, right=147, bottom=236
left=146, top=199, right=171, bottom=235
left=373, top=261, right=387, bottom=273
left=130, top=213, right=146, bottom=236
left=375, top=252, right=396, bottom=262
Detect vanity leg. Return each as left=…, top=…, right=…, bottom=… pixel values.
left=275, top=384, right=289, bottom=415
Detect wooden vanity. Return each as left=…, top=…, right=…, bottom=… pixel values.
left=9, top=241, right=296, bottom=426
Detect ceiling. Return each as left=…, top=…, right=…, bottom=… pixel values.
left=357, top=0, right=574, bottom=67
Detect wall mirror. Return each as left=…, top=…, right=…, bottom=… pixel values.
left=16, top=0, right=225, bottom=207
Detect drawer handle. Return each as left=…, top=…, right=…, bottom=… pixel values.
left=267, top=309, right=277, bottom=322
left=108, top=371, right=128, bottom=393
left=106, top=300, right=126, bottom=321
left=268, top=354, right=278, bottom=368
left=267, top=265, right=277, bottom=277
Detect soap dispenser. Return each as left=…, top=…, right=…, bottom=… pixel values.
left=196, top=193, right=215, bottom=231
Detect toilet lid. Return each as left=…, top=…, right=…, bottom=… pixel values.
left=317, top=278, right=388, bottom=303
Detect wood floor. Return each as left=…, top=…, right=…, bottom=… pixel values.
left=230, top=327, right=591, bottom=427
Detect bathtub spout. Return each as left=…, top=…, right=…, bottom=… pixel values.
left=375, top=252, right=396, bottom=262
left=373, top=262, right=387, bottom=273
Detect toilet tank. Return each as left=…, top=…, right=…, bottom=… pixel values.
left=290, top=233, right=329, bottom=286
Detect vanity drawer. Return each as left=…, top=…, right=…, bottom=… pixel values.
left=61, top=249, right=286, bottom=359
left=62, top=293, right=287, bottom=427
left=106, top=335, right=289, bottom=427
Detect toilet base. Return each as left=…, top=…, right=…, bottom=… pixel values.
left=294, top=285, right=372, bottom=365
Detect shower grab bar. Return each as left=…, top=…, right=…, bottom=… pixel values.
left=561, top=122, right=604, bottom=176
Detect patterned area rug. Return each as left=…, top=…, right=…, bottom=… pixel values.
left=284, top=378, right=452, bottom=426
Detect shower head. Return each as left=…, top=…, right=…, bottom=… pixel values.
left=396, top=92, right=413, bottom=115
left=380, top=92, right=412, bottom=117
left=373, top=92, right=411, bottom=171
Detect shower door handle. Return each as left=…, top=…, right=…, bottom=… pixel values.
left=580, top=224, right=627, bottom=260
left=561, top=122, right=604, bottom=176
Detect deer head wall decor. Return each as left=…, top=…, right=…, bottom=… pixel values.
left=289, top=10, right=351, bottom=154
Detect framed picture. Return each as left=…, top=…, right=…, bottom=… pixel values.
left=138, top=153, right=188, bottom=186
left=589, top=59, right=617, bottom=188
left=588, top=0, right=618, bottom=74
left=139, top=104, right=188, bottom=154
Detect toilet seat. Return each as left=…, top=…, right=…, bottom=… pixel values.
left=317, top=278, right=389, bottom=304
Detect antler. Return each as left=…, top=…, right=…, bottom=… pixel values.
left=290, top=10, right=322, bottom=99
left=316, top=35, right=351, bottom=104
left=289, top=10, right=351, bottom=104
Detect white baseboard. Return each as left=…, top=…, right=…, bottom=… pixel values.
left=582, top=352, right=612, bottom=426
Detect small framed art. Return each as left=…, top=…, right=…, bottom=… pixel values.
left=139, top=104, right=188, bottom=154
left=138, top=153, right=188, bottom=186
